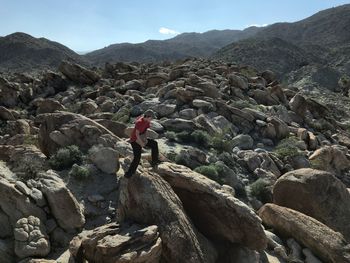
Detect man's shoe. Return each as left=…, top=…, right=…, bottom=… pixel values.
left=151, top=160, right=162, bottom=168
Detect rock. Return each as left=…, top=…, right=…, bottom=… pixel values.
left=37, top=111, right=120, bottom=157
left=14, top=216, right=50, bottom=259
left=192, top=99, right=214, bottom=111
left=0, top=209, right=12, bottom=238
left=273, top=168, right=350, bottom=241
left=0, top=106, right=15, bottom=120
left=232, top=134, right=254, bottom=150
left=80, top=100, right=98, bottom=115
left=0, top=239, right=14, bottom=263
left=193, top=114, right=221, bottom=135
left=261, top=70, right=277, bottom=84
left=179, top=108, right=197, bottom=120
left=70, top=223, right=162, bottom=263
left=38, top=170, right=85, bottom=230
left=228, top=73, right=248, bottom=90
left=175, top=85, right=205, bottom=102
left=0, top=176, right=46, bottom=226
left=188, top=74, right=219, bottom=98
left=36, top=99, right=66, bottom=114
left=152, top=103, right=177, bottom=117
left=89, top=145, right=119, bottom=174
left=177, top=147, right=207, bottom=169
left=146, top=73, right=169, bottom=87
left=117, top=170, right=217, bottom=263
left=289, top=94, right=307, bottom=118
left=96, top=119, right=127, bottom=138
left=309, top=145, right=350, bottom=174
left=0, top=76, right=20, bottom=107
left=156, top=162, right=267, bottom=250
left=160, top=118, right=197, bottom=132
left=7, top=119, right=31, bottom=136
left=267, top=117, right=289, bottom=139
left=259, top=204, right=350, bottom=263
left=303, top=248, right=322, bottom=263
left=59, top=61, right=100, bottom=85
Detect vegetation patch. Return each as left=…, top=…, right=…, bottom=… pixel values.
left=49, top=145, right=83, bottom=170
left=273, top=136, right=303, bottom=160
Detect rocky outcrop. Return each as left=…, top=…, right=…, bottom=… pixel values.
left=117, top=170, right=217, bottom=263
left=38, top=171, right=85, bottom=230
left=89, top=145, right=119, bottom=174
left=59, top=61, right=100, bottom=85
left=70, top=223, right=162, bottom=263
left=36, top=111, right=120, bottom=156
left=156, top=162, right=267, bottom=250
left=273, top=168, right=350, bottom=240
left=14, top=216, right=50, bottom=259
left=259, top=204, right=350, bottom=263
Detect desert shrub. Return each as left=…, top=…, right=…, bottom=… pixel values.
left=176, top=131, right=193, bottom=143
left=194, top=164, right=225, bottom=184
left=49, top=145, right=83, bottom=170
left=69, top=164, right=90, bottom=180
left=23, top=135, right=39, bottom=146
left=166, top=152, right=177, bottom=162
left=211, top=133, right=234, bottom=153
left=164, top=131, right=177, bottom=142
left=273, top=137, right=303, bottom=160
left=191, top=130, right=211, bottom=147
left=309, top=158, right=324, bottom=170
left=174, top=152, right=188, bottom=166
left=249, top=178, right=272, bottom=203
left=112, top=106, right=131, bottom=123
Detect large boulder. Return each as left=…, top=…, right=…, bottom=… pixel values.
left=160, top=118, right=197, bottom=132
left=14, top=216, right=50, bottom=259
left=70, top=223, right=162, bottom=263
left=89, top=145, right=119, bottom=174
left=0, top=177, right=46, bottom=226
left=38, top=171, right=85, bottom=230
left=259, top=204, right=350, bottom=263
left=59, top=61, right=100, bottom=85
left=0, top=76, right=20, bottom=107
left=36, top=111, right=120, bottom=156
left=156, top=162, right=267, bottom=251
left=309, top=145, right=350, bottom=174
left=273, top=168, right=350, bottom=241
left=0, top=239, right=14, bottom=263
left=117, top=170, right=217, bottom=263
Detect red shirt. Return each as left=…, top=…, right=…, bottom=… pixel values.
left=130, top=117, right=150, bottom=142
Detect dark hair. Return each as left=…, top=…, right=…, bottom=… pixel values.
left=144, top=109, right=156, bottom=118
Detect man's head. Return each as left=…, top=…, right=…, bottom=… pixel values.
left=143, top=109, right=156, bottom=122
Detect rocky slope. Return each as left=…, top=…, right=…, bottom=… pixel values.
left=213, top=4, right=350, bottom=90
left=0, top=32, right=86, bottom=72
left=1, top=59, right=350, bottom=262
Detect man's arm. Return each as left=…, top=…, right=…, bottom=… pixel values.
left=135, top=129, right=146, bottom=147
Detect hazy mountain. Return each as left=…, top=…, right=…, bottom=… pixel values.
left=213, top=4, right=350, bottom=86
left=0, top=32, right=86, bottom=72
left=84, top=27, right=262, bottom=65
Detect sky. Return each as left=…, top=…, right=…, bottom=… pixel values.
left=0, top=0, right=349, bottom=52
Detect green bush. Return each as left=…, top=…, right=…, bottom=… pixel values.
left=49, top=145, right=83, bottom=170
left=69, top=164, right=90, bottom=180
left=194, top=164, right=224, bottom=184
left=249, top=178, right=272, bottom=203
left=175, top=153, right=187, bottom=166
left=164, top=131, right=177, bottom=142
left=211, top=133, right=234, bottom=153
left=23, top=135, right=38, bottom=146
left=176, top=131, right=193, bottom=143
left=191, top=130, right=211, bottom=147
left=273, top=137, right=303, bottom=160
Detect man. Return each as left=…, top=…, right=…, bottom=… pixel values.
left=124, top=109, right=160, bottom=178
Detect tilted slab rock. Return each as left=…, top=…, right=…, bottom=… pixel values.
left=156, top=162, right=267, bottom=251
left=59, top=61, right=100, bottom=85
left=36, top=111, right=120, bottom=156
left=273, top=168, right=350, bottom=241
left=117, top=170, right=217, bottom=263
left=259, top=204, right=350, bottom=263
left=70, top=223, right=162, bottom=263
left=38, top=170, right=85, bottom=230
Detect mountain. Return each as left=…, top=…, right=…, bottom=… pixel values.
left=0, top=32, right=86, bottom=72
left=84, top=27, right=262, bottom=65
left=213, top=4, right=350, bottom=88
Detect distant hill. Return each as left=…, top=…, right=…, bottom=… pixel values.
left=0, top=32, right=86, bottom=72
left=84, top=27, right=262, bottom=65
left=213, top=4, right=350, bottom=85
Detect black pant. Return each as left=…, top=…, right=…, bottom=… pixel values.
left=125, top=139, right=159, bottom=176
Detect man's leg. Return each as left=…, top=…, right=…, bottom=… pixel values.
left=125, top=142, right=142, bottom=177
left=146, top=139, right=159, bottom=166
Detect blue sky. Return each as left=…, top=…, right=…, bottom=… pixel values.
left=1, top=0, right=349, bottom=52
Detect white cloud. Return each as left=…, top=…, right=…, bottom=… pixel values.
left=246, top=23, right=269, bottom=28
left=159, top=27, right=180, bottom=35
